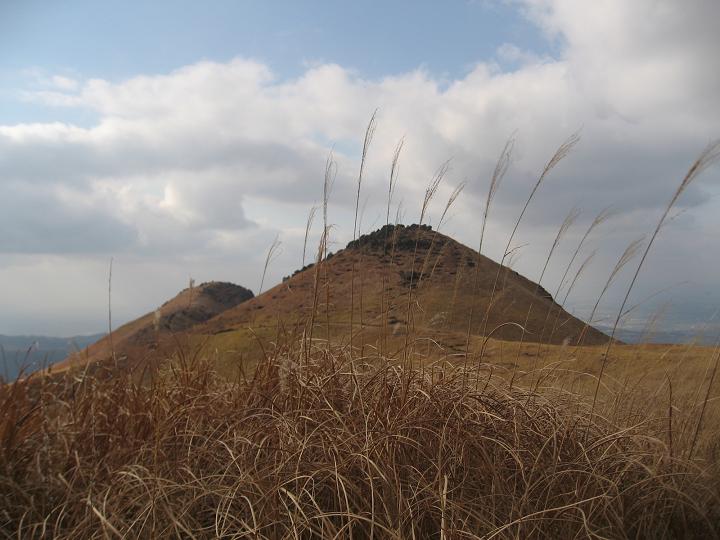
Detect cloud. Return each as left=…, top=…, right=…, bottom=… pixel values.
left=0, top=180, right=137, bottom=253
left=50, top=76, right=79, bottom=91
left=1, top=0, right=719, bottom=334
left=521, top=0, right=720, bottom=120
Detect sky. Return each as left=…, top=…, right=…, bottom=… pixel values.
left=1, top=0, right=719, bottom=338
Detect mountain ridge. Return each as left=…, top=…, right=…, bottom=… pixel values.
left=1, top=333, right=105, bottom=380
left=58, top=224, right=611, bottom=373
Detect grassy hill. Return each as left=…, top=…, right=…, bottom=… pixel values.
left=53, top=281, right=253, bottom=373
left=65, top=224, right=611, bottom=376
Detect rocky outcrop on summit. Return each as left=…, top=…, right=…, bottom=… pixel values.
left=345, top=224, right=434, bottom=252
left=134, top=282, right=254, bottom=340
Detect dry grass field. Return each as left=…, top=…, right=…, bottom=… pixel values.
left=2, top=337, right=719, bottom=538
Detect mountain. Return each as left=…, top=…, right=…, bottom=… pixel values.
left=594, top=325, right=717, bottom=345
left=56, top=225, right=610, bottom=375
left=53, top=281, right=253, bottom=373
left=0, top=333, right=105, bottom=380
left=189, top=224, right=611, bottom=372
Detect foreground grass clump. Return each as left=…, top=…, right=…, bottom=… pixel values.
left=1, top=347, right=718, bottom=538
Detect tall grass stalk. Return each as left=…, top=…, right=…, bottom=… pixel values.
left=689, top=339, right=720, bottom=459
left=479, top=133, right=580, bottom=348
left=306, top=226, right=329, bottom=364
left=576, top=237, right=644, bottom=348
left=107, top=257, right=115, bottom=364
left=258, top=235, right=281, bottom=296
left=538, top=207, right=614, bottom=347
left=544, top=249, right=596, bottom=346
left=350, top=111, right=378, bottom=357
left=603, top=141, right=720, bottom=351
left=380, top=139, right=404, bottom=355
left=302, top=205, right=317, bottom=268
left=417, top=181, right=465, bottom=287
left=402, top=162, right=449, bottom=365
left=592, top=141, right=720, bottom=421
left=321, top=152, right=336, bottom=345
left=509, top=207, right=579, bottom=387
left=384, top=138, right=404, bottom=246
left=464, top=137, right=514, bottom=361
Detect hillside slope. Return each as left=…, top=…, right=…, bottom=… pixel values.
left=57, top=225, right=609, bottom=373
left=53, top=281, right=253, bottom=372
left=194, top=224, right=609, bottom=367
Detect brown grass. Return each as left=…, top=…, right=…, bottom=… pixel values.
left=3, top=341, right=719, bottom=538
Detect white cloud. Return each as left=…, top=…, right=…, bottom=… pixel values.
left=1, top=0, right=719, bottom=335
left=496, top=43, right=547, bottom=66
left=50, top=76, right=79, bottom=91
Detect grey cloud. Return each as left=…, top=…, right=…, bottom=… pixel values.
left=0, top=181, right=138, bottom=253
left=485, top=137, right=714, bottom=228
left=0, top=128, right=316, bottom=188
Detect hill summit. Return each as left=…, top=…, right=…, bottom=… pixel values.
left=54, top=281, right=253, bottom=372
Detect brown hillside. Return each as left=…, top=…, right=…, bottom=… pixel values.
left=193, top=224, right=610, bottom=363
left=56, top=225, right=609, bottom=372
left=52, top=281, right=253, bottom=372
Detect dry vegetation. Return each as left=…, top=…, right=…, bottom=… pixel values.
left=2, top=343, right=720, bottom=538
left=2, top=133, right=720, bottom=538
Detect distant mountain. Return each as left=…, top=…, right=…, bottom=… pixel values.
left=595, top=325, right=718, bottom=345
left=0, top=333, right=105, bottom=380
